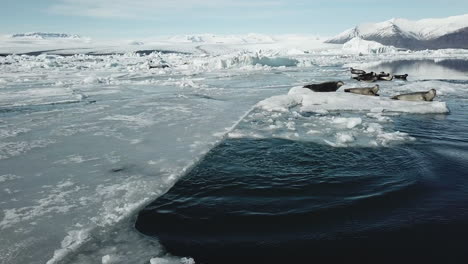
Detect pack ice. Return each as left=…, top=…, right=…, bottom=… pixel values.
left=0, top=32, right=467, bottom=264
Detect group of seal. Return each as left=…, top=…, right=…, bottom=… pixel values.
left=350, top=68, right=408, bottom=82
left=303, top=81, right=437, bottom=102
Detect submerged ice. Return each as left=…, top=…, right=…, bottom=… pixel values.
left=1, top=36, right=468, bottom=264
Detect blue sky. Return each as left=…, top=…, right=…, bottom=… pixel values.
left=2, top=0, right=468, bottom=39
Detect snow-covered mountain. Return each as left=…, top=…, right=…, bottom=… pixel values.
left=11, top=32, right=81, bottom=39
left=326, top=14, right=468, bottom=50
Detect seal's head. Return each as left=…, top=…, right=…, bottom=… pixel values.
left=372, top=84, right=380, bottom=94
left=425, top=89, right=437, bottom=101
left=337, top=81, right=345, bottom=88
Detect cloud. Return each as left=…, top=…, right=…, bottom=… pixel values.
left=48, top=0, right=285, bottom=19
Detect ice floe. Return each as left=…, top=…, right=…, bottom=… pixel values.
left=342, top=37, right=400, bottom=54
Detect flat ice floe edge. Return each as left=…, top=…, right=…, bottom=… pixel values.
left=42, top=106, right=257, bottom=264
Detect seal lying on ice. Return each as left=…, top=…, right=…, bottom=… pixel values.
left=344, top=85, right=380, bottom=96
left=303, top=81, right=344, bottom=92
left=391, top=89, right=437, bottom=101
left=353, top=72, right=378, bottom=82
left=394, top=74, right=409, bottom=80
left=377, top=72, right=393, bottom=81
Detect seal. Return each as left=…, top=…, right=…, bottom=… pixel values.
left=149, top=64, right=170, bottom=69
left=344, top=85, right=380, bottom=96
left=350, top=67, right=366, bottom=75
left=391, top=89, right=437, bottom=101
left=394, top=74, right=408, bottom=80
left=353, top=72, right=377, bottom=82
left=377, top=72, right=393, bottom=81
left=303, top=81, right=344, bottom=92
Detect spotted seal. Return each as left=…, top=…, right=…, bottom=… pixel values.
left=377, top=72, right=393, bottom=81
left=344, top=85, right=380, bottom=96
left=391, top=89, right=437, bottom=101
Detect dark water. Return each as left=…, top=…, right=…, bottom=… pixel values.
left=136, top=100, right=468, bottom=263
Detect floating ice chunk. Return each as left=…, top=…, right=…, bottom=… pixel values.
left=324, top=132, right=356, bottom=147
left=194, top=51, right=299, bottom=69
left=149, top=257, right=195, bottom=264
left=102, top=254, right=120, bottom=264
left=332, top=117, right=362, bottom=128
left=306, top=129, right=321, bottom=134
left=364, top=122, right=415, bottom=146
left=336, top=132, right=355, bottom=144
left=365, top=122, right=383, bottom=133
left=377, top=131, right=414, bottom=146
left=367, top=113, right=393, bottom=122
left=256, top=94, right=302, bottom=112
left=0, top=174, right=22, bottom=183
left=181, top=258, right=196, bottom=264
left=342, top=37, right=399, bottom=54
left=150, top=258, right=170, bottom=264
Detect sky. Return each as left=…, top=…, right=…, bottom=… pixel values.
left=2, top=0, right=468, bottom=39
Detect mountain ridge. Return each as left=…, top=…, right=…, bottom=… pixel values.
left=326, top=14, right=468, bottom=50
left=10, top=32, right=81, bottom=39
